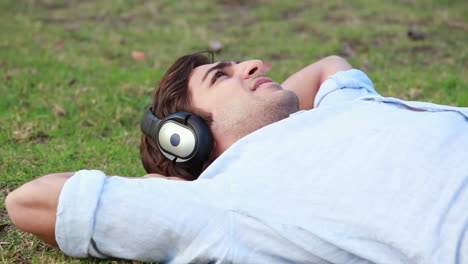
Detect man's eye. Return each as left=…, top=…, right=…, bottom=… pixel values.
left=212, top=71, right=226, bottom=84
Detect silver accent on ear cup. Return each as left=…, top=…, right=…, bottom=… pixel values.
left=158, top=121, right=196, bottom=159
left=161, top=151, right=176, bottom=161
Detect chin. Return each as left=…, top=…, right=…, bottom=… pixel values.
left=255, top=87, right=285, bottom=100
left=262, top=90, right=299, bottom=120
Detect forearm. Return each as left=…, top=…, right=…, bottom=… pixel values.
left=5, top=172, right=75, bottom=247
left=281, top=56, right=352, bottom=110
left=5, top=171, right=177, bottom=248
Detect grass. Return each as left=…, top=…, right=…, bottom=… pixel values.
left=0, top=0, right=467, bottom=262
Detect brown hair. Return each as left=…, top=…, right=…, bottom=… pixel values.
left=140, top=53, right=213, bottom=180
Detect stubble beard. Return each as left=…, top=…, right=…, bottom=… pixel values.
left=217, top=90, right=299, bottom=140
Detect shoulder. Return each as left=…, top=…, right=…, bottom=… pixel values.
left=314, top=69, right=380, bottom=108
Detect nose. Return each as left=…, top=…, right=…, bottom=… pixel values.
left=238, top=60, right=270, bottom=79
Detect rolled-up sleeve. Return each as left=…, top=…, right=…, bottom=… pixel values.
left=54, top=170, right=231, bottom=263
left=55, top=170, right=107, bottom=258
left=314, top=69, right=380, bottom=108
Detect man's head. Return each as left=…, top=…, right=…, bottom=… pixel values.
left=188, top=59, right=299, bottom=156
left=140, top=53, right=299, bottom=180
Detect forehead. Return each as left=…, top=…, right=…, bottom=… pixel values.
left=189, top=62, right=218, bottom=87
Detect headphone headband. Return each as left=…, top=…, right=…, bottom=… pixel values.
left=141, top=107, right=161, bottom=141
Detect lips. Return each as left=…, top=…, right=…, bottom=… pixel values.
left=253, top=77, right=274, bottom=91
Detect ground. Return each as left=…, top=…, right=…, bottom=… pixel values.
left=0, top=0, right=467, bottom=262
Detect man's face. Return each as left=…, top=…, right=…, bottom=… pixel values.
left=188, top=59, right=299, bottom=146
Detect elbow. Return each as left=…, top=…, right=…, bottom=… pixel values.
left=325, top=55, right=344, bottom=60
left=6, top=172, right=73, bottom=229
left=324, top=55, right=351, bottom=66
left=5, top=186, right=30, bottom=231
left=6, top=172, right=73, bottom=228
left=5, top=180, right=45, bottom=233
left=6, top=188, right=60, bottom=247
left=5, top=173, right=72, bottom=247
left=319, top=55, right=353, bottom=81
left=6, top=189, right=19, bottom=224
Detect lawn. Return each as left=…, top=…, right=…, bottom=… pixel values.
left=0, top=0, right=467, bottom=262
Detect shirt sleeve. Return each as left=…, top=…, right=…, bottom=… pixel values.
left=55, top=170, right=106, bottom=257
left=314, top=69, right=380, bottom=108
left=55, top=170, right=230, bottom=262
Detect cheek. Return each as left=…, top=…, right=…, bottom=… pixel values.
left=194, top=80, right=249, bottom=112
left=216, top=90, right=252, bottom=111
left=190, top=94, right=212, bottom=114
left=217, top=80, right=249, bottom=99
left=192, top=92, right=231, bottom=115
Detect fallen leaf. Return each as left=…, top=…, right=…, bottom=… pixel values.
left=407, top=27, right=425, bottom=40
left=13, top=130, right=30, bottom=139
left=409, top=88, right=422, bottom=99
left=104, top=51, right=117, bottom=59
left=54, top=104, right=68, bottom=116
left=341, top=43, right=356, bottom=57
left=447, top=21, right=468, bottom=30
left=81, top=120, right=94, bottom=127
left=132, top=51, right=147, bottom=61
left=56, top=40, right=64, bottom=49
left=209, top=39, right=224, bottom=53
left=0, top=223, right=9, bottom=232
left=55, top=144, right=66, bottom=150
left=31, top=131, right=50, bottom=143
left=13, top=253, right=22, bottom=260
left=74, top=87, right=89, bottom=95
left=68, top=79, right=76, bottom=86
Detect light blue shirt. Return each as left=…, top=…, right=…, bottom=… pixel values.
left=56, top=70, right=468, bottom=263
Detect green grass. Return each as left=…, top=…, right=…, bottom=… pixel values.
left=0, top=0, right=467, bottom=262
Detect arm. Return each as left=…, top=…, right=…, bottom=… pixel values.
left=281, top=55, right=352, bottom=110
left=5, top=172, right=176, bottom=247
left=5, top=172, right=74, bottom=247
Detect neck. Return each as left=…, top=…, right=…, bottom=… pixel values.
left=213, top=136, right=238, bottom=158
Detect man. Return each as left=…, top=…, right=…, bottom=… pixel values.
left=6, top=54, right=468, bottom=263
left=139, top=54, right=354, bottom=180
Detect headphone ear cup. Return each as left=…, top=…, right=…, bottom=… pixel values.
left=141, top=108, right=213, bottom=174
left=184, top=114, right=214, bottom=166
left=157, top=112, right=213, bottom=169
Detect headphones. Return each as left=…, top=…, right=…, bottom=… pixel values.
left=140, top=107, right=214, bottom=171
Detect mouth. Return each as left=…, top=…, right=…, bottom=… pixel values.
left=253, top=77, right=275, bottom=91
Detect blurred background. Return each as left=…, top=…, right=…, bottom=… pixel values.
left=0, top=0, right=467, bottom=262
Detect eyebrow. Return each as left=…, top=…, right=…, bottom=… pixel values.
left=201, top=61, right=236, bottom=84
